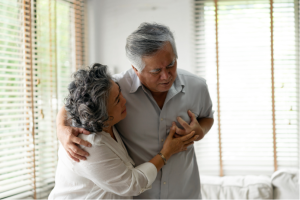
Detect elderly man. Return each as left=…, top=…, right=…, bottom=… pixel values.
left=57, top=23, right=214, bottom=199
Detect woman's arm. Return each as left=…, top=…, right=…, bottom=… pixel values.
left=73, top=141, right=154, bottom=196
left=149, top=126, right=198, bottom=172
left=72, top=127, right=198, bottom=197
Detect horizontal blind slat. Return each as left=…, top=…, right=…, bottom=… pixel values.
left=194, top=0, right=299, bottom=176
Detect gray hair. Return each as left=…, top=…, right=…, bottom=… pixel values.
left=65, top=63, right=112, bottom=133
left=125, top=22, right=178, bottom=71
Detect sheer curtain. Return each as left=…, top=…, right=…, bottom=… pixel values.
left=194, top=0, right=299, bottom=176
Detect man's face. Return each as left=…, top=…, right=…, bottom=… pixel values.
left=133, top=42, right=177, bottom=94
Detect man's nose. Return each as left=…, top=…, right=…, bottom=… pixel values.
left=160, top=69, right=169, bottom=80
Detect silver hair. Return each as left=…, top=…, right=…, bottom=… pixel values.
left=65, top=63, right=112, bottom=133
left=125, top=22, right=178, bottom=71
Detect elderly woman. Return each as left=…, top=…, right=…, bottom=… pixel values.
left=48, top=63, right=198, bottom=199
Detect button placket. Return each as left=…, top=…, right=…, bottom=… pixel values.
left=159, top=113, right=165, bottom=145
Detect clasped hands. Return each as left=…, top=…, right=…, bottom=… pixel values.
left=58, top=110, right=205, bottom=162
left=173, top=110, right=205, bottom=141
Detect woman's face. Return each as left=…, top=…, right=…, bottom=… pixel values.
left=106, top=81, right=127, bottom=127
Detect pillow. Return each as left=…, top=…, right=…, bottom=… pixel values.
left=271, top=169, right=299, bottom=199
left=201, top=175, right=273, bottom=199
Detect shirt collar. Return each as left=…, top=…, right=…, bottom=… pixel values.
left=175, top=72, right=185, bottom=93
left=129, top=71, right=185, bottom=94
left=129, top=72, right=143, bottom=93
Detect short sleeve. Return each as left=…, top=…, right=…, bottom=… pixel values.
left=199, top=82, right=214, bottom=119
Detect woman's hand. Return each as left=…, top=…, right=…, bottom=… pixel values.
left=160, top=126, right=199, bottom=160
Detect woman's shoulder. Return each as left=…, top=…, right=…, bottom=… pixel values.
left=78, top=132, right=107, bottom=147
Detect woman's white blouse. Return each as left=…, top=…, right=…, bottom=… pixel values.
left=48, top=127, right=157, bottom=199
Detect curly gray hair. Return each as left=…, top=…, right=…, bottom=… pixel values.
left=65, top=63, right=112, bottom=133
left=125, top=22, right=178, bottom=71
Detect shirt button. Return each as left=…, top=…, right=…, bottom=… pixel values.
left=161, top=139, right=164, bottom=142
left=160, top=118, right=163, bottom=121
left=163, top=182, right=166, bottom=185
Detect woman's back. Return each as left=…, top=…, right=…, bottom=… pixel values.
left=49, top=127, right=155, bottom=199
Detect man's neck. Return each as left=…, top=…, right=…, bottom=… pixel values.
left=151, top=91, right=168, bottom=110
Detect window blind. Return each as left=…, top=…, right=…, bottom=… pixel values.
left=194, top=0, right=299, bottom=176
left=0, top=0, right=86, bottom=199
left=0, top=0, right=36, bottom=198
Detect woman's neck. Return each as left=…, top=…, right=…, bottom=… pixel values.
left=103, top=126, right=117, bottom=141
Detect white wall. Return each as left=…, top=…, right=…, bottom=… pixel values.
left=86, top=0, right=195, bottom=74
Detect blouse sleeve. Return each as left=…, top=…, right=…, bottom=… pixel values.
left=74, top=138, right=157, bottom=197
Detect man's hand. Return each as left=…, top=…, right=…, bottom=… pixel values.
left=173, top=110, right=214, bottom=141
left=57, top=125, right=91, bottom=162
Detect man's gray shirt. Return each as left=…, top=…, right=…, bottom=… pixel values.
left=113, top=68, right=214, bottom=199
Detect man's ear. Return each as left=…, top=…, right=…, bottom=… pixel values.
left=132, top=65, right=139, bottom=76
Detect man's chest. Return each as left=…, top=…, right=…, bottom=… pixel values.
left=117, top=88, right=201, bottom=142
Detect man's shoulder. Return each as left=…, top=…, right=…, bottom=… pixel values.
left=112, top=68, right=134, bottom=82
left=112, top=68, right=135, bottom=89
left=177, top=68, right=207, bottom=86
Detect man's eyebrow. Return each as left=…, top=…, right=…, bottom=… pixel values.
left=150, top=68, right=161, bottom=72
left=114, top=82, right=121, bottom=103
left=149, top=59, right=176, bottom=72
left=167, top=59, right=176, bottom=67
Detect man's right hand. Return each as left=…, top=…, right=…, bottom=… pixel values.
left=57, top=125, right=91, bottom=162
